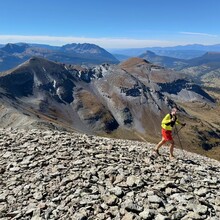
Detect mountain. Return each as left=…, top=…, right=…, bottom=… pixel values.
left=187, top=52, right=220, bottom=67
left=147, top=50, right=206, bottom=60
left=0, top=43, right=119, bottom=71
left=29, top=43, right=60, bottom=50
left=109, top=44, right=220, bottom=60
left=59, top=43, right=118, bottom=64
left=0, top=56, right=219, bottom=160
left=137, top=50, right=220, bottom=91
left=0, top=43, right=30, bottom=53
left=0, top=127, right=220, bottom=219
left=0, top=56, right=119, bottom=134
left=176, top=52, right=220, bottom=90
left=169, top=44, right=220, bottom=51
left=139, top=51, right=220, bottom=69
left=139, top=50, right=187, bottom=69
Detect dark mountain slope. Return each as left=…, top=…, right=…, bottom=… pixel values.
left=0, top=57, right=75, bottom=101
left=186, top=52, right=220, bottom=68
left=0, top=57, right=119, bottom=133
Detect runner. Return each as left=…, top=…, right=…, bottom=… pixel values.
left=154, top=107, right=186, bottom=160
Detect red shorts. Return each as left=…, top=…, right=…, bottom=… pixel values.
left=162, top=128, right=173, bottom=141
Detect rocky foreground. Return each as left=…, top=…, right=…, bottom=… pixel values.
left=0, top=128, right=220, bottom=220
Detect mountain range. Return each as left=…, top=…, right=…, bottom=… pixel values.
left=0, top=43, right=119, bottom=71
left=0, top=56, right=219, bottom=160
left=106, top=44, right=220, bottom=91
left=139, top=51, right=220, bottom=90
left=109, top=44, right=220, bottom=60
left=139, top=50, right=220, bottom=68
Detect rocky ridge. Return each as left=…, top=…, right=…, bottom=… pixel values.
left=0, top=128, right=220, bottom=219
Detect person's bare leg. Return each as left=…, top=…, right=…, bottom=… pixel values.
left=154, top=138, right=166, bottom=155
left=169, top=140, right=175, bottom=159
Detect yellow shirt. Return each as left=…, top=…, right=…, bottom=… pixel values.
left=161, top=113, right=180, bottom=131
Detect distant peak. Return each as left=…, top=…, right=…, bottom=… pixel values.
left=144, top=50, right=156, bottom=55
left=27, top=56, right=58, bottom=65
left=28, top=56, right=45, bottom=62
left=1, top=43, right=29, bottom=53
left=61, top=43, right=101, bottom=51
left=139, top=50, right=157, bottom=58
left=19, top=56, right=62, bottom=71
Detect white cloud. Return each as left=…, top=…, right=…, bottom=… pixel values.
left=180, top=32, right=218, bottom=38
left=0, top=34, right=178, bottom=48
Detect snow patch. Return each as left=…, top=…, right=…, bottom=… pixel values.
left=53, top=80, right=57, bottom=89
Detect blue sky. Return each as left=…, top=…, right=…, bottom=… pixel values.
left=0, top=0, right=220, bottom=48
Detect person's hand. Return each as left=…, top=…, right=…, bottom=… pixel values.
left=171, top=116, right=176, bottom=121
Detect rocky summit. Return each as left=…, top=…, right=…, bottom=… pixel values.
left=0, top=128, right=219, bottom=220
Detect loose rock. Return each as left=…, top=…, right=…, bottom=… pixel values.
left=0, top=128, right=219, bottom=219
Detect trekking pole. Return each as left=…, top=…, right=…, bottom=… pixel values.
left=174, top=125, right=185, bottom=157
left=173, top=125, right=184, bottom=137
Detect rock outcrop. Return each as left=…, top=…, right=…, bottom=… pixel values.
left=0, top=128, right=219, bottom=219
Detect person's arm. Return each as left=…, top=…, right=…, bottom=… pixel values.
left=176, top=118, right=186, bottom=126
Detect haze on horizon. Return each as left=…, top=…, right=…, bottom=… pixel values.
left=0, top=0, right=220, bottom=49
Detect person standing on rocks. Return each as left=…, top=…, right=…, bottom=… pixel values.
left=154, top=107, right=186, bottom=160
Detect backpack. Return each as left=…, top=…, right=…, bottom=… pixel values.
left=165, top=114, right=177, bottom=127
